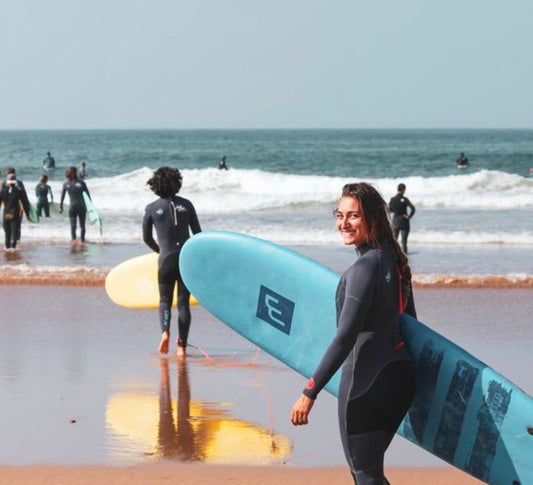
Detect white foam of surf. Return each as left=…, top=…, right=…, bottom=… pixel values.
left=26, top=167, right=533, bottom=215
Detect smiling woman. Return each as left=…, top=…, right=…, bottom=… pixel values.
left=334, top=197, right=367, bottom=247
left=291, top=182, right=416, bottom=485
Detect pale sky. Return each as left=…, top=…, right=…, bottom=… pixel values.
left=1, top=0, right=532, bottom=129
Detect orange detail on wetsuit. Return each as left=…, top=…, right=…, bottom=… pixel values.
left=305, top=378, right=315, bottom=390
left=394, top=340, right=405, bottom=351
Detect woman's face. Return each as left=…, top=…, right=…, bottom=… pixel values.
left=335, top=196, right=368, bottom=246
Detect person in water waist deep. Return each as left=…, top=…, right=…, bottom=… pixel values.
left=291, top=182, right=416, bottom=485
left=142, top=166, right=202, bottom=357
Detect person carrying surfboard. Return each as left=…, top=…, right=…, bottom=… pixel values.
left=4, top=167, right=30, bottom=243
left=1, top=173, right=31, bottom=250
left=59, top=166, right=91, bottom=244
left=291, top=182, right=417, bottom=485
left=143, top=166, right=202, bottom=357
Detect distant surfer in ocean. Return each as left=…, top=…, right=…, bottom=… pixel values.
left=143, top=167, right=202, bottom=357
left=218, top=155, right=228, bottom=170
left=290, top=182, right=416, bottom=485
left=42, top=151, right=56, bottom=171
left=388, top=183, right=415, bottom=254
left=59, top=166, right=91, bottom=244
left=455, top=152, right=469, bottom=168
left=79, top=161, right=87, bottom=179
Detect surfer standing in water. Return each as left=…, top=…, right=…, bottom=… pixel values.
left=290, top=183, right=417, bottom=485
left=388, top=183, right=415, bottom=254
left=42, top=151, right=56, bottom=171
left=143, top=167, right=202, bottom=357
left=59, top=166, right=90, bottom=244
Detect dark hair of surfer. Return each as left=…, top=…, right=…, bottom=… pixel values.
left=340, top=182, right=412, bottom=307
left=147, top=166, right=183, bottom=198
left=66, top=166, right=78, bottom=179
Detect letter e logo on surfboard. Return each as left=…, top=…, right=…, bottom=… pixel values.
left=256, top=285, right=295, bottom=335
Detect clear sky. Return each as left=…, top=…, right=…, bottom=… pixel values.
left=1, top=0, right=532, bottom=129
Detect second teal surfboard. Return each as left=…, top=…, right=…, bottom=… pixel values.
left=82, top=191, right=102, bottom=235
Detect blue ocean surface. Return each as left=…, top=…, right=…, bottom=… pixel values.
left=1, top=129, right=532, bottom=278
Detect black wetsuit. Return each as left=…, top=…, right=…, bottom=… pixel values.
left=303, top=242, right=416, bottom=485
left=60, top=178, right=89, bottom=242
left=43, top=155, right=55, bottom=170
left=389, top=193, right=415, bottom=254
left=35, top=182, right=53, bottom=217
left=142, top=195, right=201, bottom=344
left=456, top=154, right=469, bottom=167
left=1, top=182, right=31, bottom=249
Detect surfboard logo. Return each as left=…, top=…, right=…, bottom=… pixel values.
left=256, top=285, right=295, bottom=335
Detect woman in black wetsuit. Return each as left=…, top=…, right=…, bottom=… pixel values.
left=59, top=166, right=90, bottom=243
left=143, top=167, right=201, bottom=357
left=290, top=183, right=417, bottom=485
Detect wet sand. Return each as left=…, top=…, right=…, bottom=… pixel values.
left=0, top=285, right=533, bottom=474
left=1, top=284, right=531, bottom=484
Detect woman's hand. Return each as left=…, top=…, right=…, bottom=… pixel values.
left=290, top=394, right=315, bottom=426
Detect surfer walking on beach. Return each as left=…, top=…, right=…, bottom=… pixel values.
left=290, top=183, right=417, bottom=485
left=388, top=183, right=415, bottom=254
left=143, top=167, right=202, bottom=357
left=59, top=166, right=90, bottom=244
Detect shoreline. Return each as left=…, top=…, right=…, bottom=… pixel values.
left=0, top=464, right=484, bottom=485
left=0, top=265, right=531, bottom=288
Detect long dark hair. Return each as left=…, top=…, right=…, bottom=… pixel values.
left=65, top=166, right=77, bottom=180
left=147, top=167, right=183, bottom=198
left=341, top=182, right=413, bottom=307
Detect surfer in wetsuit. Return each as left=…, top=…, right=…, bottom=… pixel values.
left=59, top=166, right=90, bottom=243
left=291, top=182, right=416, bottom=485
left=43, top=151, right=56, bottom=171
left=1, top=173, right=31, bottom=250
left=35, top=174, right=53, bottom=217
left=4, top=167, right=29, bottom=242
left=455, top=152, right=469, bottom=168
left=388, top=183, right=415, bottom=254
left=218, top=155, right=228, bottom=170
left=143, top=166, right=202, bottom=357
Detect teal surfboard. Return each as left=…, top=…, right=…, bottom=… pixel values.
left=82, top=191, right=102, bottom=235
left=29, top=204, right=39, bottom=223
left=180, top=231, right=533, bottom=485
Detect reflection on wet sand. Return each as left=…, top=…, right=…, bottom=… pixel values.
left=106, top=358, right=292, bottom=464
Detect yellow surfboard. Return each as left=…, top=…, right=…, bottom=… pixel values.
left=105, top=253, right=198, bottom=309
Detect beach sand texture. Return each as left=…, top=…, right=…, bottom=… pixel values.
left=1, top=282, right=531, bottom=485
left=0, top=464, right=483, bottom=485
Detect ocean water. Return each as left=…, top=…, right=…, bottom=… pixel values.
left=1, top=129, right=532, bottom=280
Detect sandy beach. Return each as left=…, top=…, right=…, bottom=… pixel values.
left=1, top=280, right=530, bottom=485
left=0, top=464, right=484, bottom=485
